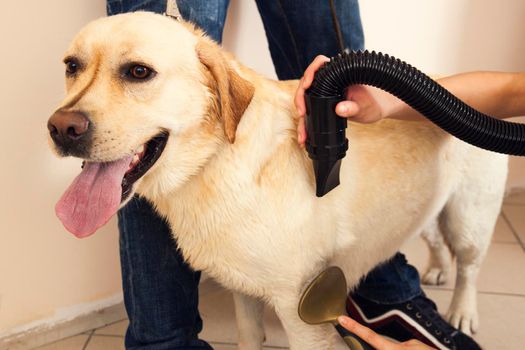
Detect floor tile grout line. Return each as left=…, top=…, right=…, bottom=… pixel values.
left=501, top=210, right=525, bottom=252
left=94, top=318, right=128, bottom=330
left=208, top=340, right=239, bottom=346
left=91, top=333, right=125, bottom=338
left=209, top=340, right=288, bottom=349
left=424, top=285, right=525, bottom=298
left=81, top=330, right=95, bottom=350
left=87, top=317, right=128, bottom=338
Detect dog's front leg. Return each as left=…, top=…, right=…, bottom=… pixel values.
left=273, top=296, right=334, bottom=350
left=233, top=292, right=265, bottom=350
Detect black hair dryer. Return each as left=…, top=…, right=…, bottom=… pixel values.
left=305, top=51, right=525, bottom=197
left=305, top=93, right=348, bottom=197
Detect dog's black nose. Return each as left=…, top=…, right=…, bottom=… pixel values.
left=48, top=109, right=92, bottom=156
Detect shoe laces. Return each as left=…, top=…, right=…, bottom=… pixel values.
left=408, top=294, right=458, bottom=347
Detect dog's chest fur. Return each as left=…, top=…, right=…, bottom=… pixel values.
left=152, top=136, right=335, bottom=296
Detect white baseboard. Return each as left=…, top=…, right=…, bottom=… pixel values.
left=0, top=296, right=126, bottom=350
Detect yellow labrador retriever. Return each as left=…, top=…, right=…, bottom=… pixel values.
left=48, top=12, right=507, bottom=349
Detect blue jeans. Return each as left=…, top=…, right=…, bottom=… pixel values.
left=109, top=1, right=418, bottom=349
left=118, top=198, right=209, bottom=350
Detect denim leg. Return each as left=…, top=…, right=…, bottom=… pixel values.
left=177, top=0, right=230, bottom=43
left=107, top=0, right=167, bottom=16
left=353, top=253, right=423, bottom=304
left=119, top=197, right=213, bottom=350
left=106, top=0, right=229, bottom=43
left=254, top=0, right=364, bottom=80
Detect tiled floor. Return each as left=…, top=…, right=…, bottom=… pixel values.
left=35, top=192, right=525, bottom=349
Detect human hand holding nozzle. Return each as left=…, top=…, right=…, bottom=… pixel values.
left=294, top=55, right=398, bottom=146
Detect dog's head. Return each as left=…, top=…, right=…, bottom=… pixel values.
left=48, top=12, right=254, bottom=237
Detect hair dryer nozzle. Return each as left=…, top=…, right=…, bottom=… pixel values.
left=305, top=93, right=348, bottom=197
left=312, top=159, right=344, bottom=197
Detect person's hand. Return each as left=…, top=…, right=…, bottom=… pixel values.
left=338, top=316, right=437, bottom=350
left=294, top=55, right=399, bottom=145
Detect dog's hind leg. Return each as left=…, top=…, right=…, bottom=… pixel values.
left=421, top=219, right=451, bottom=286
left=233, top=292, right=266, bottom=350
left=439, top=171, right=505, bottom=335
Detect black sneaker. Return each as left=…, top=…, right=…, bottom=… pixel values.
left=346, top=293, right=482, bottom=350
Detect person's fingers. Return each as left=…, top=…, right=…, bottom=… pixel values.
left=337, top=316, right=397, bottom=350
left=335, top=100, right=360, bottom=118
left=302, top=55, right=330, bottom=89
left=297, top=117, right=306, bottom=145
left=294, top=56, right=330, bottom=144
left=294, top=77, right=307, bottom=117
left=401, top=339, right=435, bottom=349
left=295, top=56, right=330, bottom=116
left=402, top=339, right=425, bottom=346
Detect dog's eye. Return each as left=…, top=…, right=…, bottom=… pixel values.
left=127, top=65, right=155, bottom=80
left=64, top=59, right=79, bottom=76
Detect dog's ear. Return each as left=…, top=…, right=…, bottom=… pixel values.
left=196, top=40, right=254, bottom=143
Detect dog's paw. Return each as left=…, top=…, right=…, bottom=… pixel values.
left=446, top=308, right=479, bottom=335
left=422, top=267, right=449, bottom=285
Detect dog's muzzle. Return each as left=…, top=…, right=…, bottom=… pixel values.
left=48, top=109, right=92, bottom=157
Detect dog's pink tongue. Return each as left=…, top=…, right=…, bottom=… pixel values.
left=55, top=155, right=133, bottom=238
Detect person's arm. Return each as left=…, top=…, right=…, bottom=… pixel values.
left=390, top=71, right=525, bottom=121
left=295, top=55, right=525, bottom=144
left=337, top=316, right=436, bottom=350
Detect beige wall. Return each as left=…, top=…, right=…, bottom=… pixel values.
left=1, top=0, right=524, bottom=334
left=0, top=0, right=121, bottom=334
left=358, top=0, right=525, bottom=190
